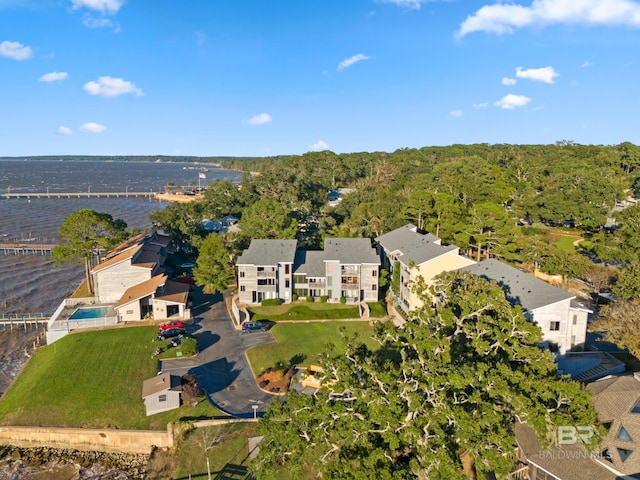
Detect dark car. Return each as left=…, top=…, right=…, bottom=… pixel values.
left=170, top=334, right=194, bottom=347
left=157, top=327, right=186, bottom=340
left=242, top=322, right=266, bottom=333
left=158, top=320, right=185, bottom=332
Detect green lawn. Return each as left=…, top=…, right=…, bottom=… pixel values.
left=173, top=422, right=259, bottom=479
left=246, top=321, right=378, bottom=375
left=0, top=326, right=222, bottom=430
left=248, top=302, right=359, bottom=321
left=367, top=301, right=388, bottom=318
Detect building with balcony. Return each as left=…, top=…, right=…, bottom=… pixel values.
left=376, top=224, right=476, bottom=313
left=236, top=238, right=380, bottom=304
left=292, top=238, right=380, bottom=303
left=236, top=239, right=297, bottom=304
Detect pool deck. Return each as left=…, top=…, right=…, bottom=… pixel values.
left=48, top=303, right=118, bottom=335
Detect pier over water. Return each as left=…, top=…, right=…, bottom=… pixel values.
left=0, top=243, right=55, bottom=255
left=2, top=191, right=157, bottom=200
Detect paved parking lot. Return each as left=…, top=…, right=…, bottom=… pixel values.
left=160, top=289, right=275, bottom=418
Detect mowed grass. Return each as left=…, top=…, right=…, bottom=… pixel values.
left=248, top=302, right=359, bottom=321
left=173, top=422, right=259, bottom=479
left=0, top=326, right=222, bottom=430
left=246, top=321, right=378, bottom=375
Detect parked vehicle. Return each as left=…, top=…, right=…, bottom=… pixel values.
left=170, top=334, right=194, bottom=347
left=242, top=322, right=266, bottom=333
left=158, top=321, right=185, bottom=332
left=157, top=327, right=185, bottom=340
left=179, top=262, right=196, bottom=269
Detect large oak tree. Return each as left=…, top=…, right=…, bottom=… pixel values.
left=255, top=271, right=599, bottom=479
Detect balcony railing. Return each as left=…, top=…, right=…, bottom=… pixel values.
left=341, top=266, right=360, bottom=274
left=257, top=270, right=276, bottom=278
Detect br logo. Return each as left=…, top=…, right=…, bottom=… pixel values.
left=558, top=426, right=595, bottom=445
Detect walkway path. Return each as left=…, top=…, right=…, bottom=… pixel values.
left=159, top=289, right=275, bottom=418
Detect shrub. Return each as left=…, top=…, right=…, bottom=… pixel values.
left=181, top=374, right=202, bottom=404
left=261, top=298, right=282, bottom=307
left=181, top=337, right=199, bottom=357
left=339, top=296, right=347, bottom=304
left=320, top=295, right=328, bottom=303
left=292, top=293, right=298, bottom=301
left=306, top=295, right=314, bottom=303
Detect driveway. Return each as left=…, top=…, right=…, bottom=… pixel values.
left=159, top=289, right=276, bottom=418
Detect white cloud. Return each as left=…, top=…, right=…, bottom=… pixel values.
left=473, top=101, right=489, bottom=108
left=337, top=53, right=372, bottom=72
left=458, top=0, right=640, bottom=37
left=79, top=122, right=106, bottom=133
left=495, top=94, right=532, bottom=109
left=450, top=110, right=463, bottom=118
left=516, top=66, right=559, bottom=83
left=71, top=0, right=124, bottom=14
left=57, top=126, right=73, bottom=135
left=246, top=113, right=272, bottom=126
left=502, top=77, right=517, bottom=85
left=83, top=76, right=143, bottom=97
left=309, top=140, right=329, bottom=151
left=0, top=40, right=33, bottom=60
left=83, top=15, right=114, bottom=29
left=376, top=0, right=435, bottom=9
left=39, top=71, right=68, bottom=83
left=581, top=60, right=593, bottom=67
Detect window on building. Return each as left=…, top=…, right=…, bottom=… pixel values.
left=327, top=277, right=332, bottom=286
left=257, top=267, right=264, bottom=272
left=285, top=279, right=290, bottom=288
left=550, top=321, right=560, bottom=331
left=240, top=286, right=245, bottom=292
left=617, top=448, right=633, bottom=463
left=630, top=398, right=640, bottom=414
left=571, top=335, right=576, bottom=347
left=573, top=314, right=578, bottom=325
left=158, top=394, right=167, bottom=402
left=617, top=425, right=633, bottom=442
left=285, top=264, right=290, bottom=274
left=239, top=271, right=245, bottom=278
left=371, top=284, right=377, bottom=290
left=372, top=270, right=378, bottom=277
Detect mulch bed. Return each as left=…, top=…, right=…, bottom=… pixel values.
left=256, top=367, right=295, bottom=394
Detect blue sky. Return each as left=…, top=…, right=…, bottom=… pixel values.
left=1, top=0, right=640, bottom=157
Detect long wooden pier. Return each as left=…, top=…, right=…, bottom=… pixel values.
left=0, top=313, right=50, bottom=329
left=0, top=243, right=55, bottom=255
left=2, top=191, right=156, bottom=200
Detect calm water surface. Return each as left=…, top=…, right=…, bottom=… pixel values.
left=0, top=160, right=241, bottom=314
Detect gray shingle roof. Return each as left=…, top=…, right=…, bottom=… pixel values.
left=322, top=238, right=380, bottom=264
left=515, top=422, right=617, bottom=480
left=294, top=238, right=380, bottom=276
left=587, top=375, right=640, bottom=476
left=236, top=239, right=297, bottom=266
left=376, top=224, right=458, bottom=267
left=462, top=259, right=573, bottom=312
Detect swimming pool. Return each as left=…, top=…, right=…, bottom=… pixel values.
left=69, top=306, right=111, bottom=320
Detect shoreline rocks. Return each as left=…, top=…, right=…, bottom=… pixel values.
left=0, top=445, right=150, bottom=479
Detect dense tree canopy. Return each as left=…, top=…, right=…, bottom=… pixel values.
left=255, top=272, right=599, bottom=479
left=192, top=233, right=234, bottom=294
left=52, top=209, right=128, bottom=293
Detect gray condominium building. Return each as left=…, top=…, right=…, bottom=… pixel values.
left=236, top=238, right=380, bottom=304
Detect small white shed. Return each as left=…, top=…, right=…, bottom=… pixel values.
left=142, top=373, right=182, bottom=416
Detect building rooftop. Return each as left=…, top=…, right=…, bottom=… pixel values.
left=142, top=372, right=181, bottom=398
left=462, top=259, right=574, bottom=312
left=587, top=374, right=640, bottom=476
left=236, top=239, right=298, bottom=266
left=293, top=238, right=379, bottom=276
left=376, top=224, right=460, bottom=267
